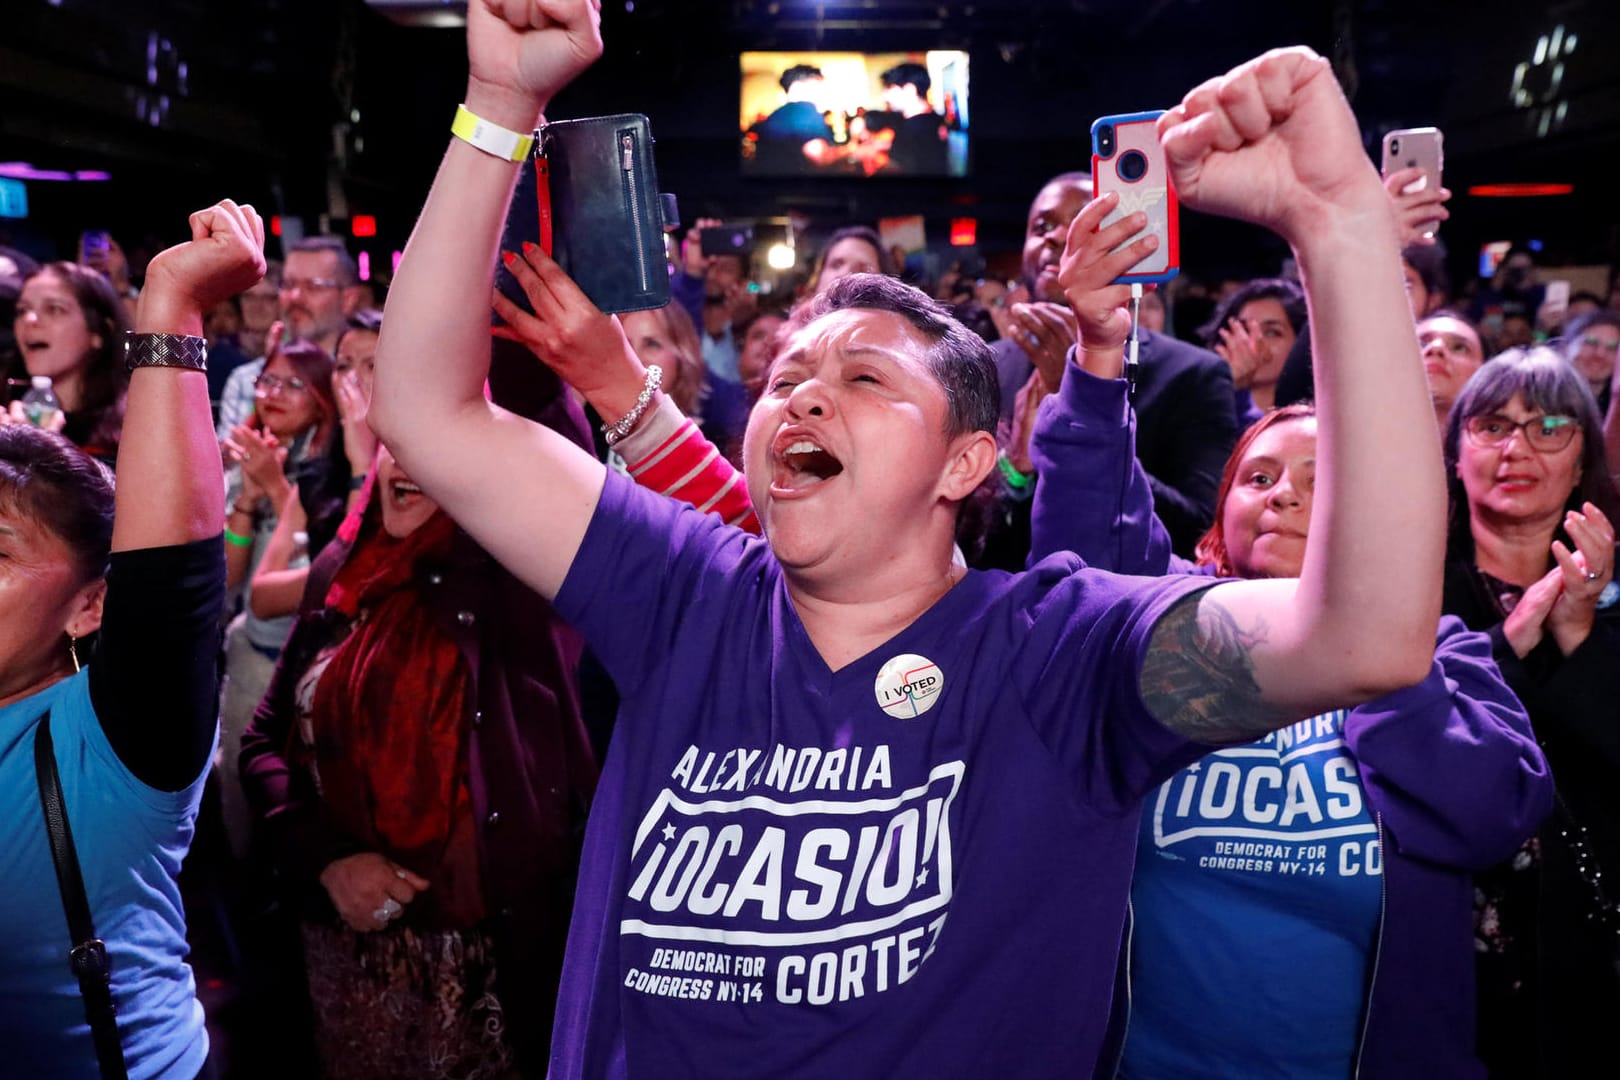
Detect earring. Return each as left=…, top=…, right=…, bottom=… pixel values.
left=68, top=634, right=80, bottom=674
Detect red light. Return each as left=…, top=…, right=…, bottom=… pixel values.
left=351, top=214, right=377, bottom=237
left=1467, top=183, right=1574, bottom=197
left=950, top=218, right=977, bottom=247
left=270, top=215, right=281, bottom=236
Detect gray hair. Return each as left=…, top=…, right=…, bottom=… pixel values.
left=1442, top=346, right=1620, bottom=557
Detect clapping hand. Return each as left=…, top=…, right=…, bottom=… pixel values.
left=335, top=371, right=378, bottom=477
left=1501, top=503, right=1614, bottom=657
left=1008, top=301, right=1078, bottom=392
left=225, top=423, right=287, bottom=501
left=1546, top=503, right=1615, bottom=654
left=1213, top=316, right=1265, bottom=390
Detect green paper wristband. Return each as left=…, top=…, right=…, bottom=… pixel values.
left=223, top=527, right=254, bottom=548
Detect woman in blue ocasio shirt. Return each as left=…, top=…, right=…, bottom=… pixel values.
left=1026, top=195, right=1553, bottom=1078
left=0, top=200, right=266, bottom=1078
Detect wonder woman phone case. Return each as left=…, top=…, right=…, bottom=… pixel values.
left=1091, top=110, right=1180, bottom=285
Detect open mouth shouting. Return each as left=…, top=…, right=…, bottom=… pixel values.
left=388, top=477, right=424, bottom=508
left=771, top=430, right=845, bottom=495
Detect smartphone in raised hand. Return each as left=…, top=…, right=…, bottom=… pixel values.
left=1091, top=111, right=1180, bottom=285
left=1381, top=127, right=1444, bottom=235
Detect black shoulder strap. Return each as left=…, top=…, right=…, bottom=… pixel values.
left=34, top=710, right=130, bottom=1080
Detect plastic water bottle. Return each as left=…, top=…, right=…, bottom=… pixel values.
left=21, top=375, right=62, bottom=429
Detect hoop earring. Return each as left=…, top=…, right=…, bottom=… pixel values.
left=68, top=634, right=81, bottom=674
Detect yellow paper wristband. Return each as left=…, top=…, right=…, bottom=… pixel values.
left=451, top=104, right=535, bottom=162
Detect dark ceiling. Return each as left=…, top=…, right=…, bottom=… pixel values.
left=4, top=0, right=1617, bottom=286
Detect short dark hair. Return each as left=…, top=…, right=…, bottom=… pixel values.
left=1038, top=171, right=1094, bottom=197
left=880, top=62, right=931, bottom=97
left=1198, top=277, right=1306, bottom=346
left=1401, top=242, right=1450, bottom=301
left=780, top=65, right=823, bottom=93
left=1442, top=346, right=1620, bottom=561
left=811, top=226, right=890, bottom=287
left=791, top=273, right=999, bottom=438
left=288, top=235, right=359, bottom=286
left=0, top=425, right=115, bottom=584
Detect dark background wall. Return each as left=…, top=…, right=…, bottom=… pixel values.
left=3, top=0, right=1617, bottom=291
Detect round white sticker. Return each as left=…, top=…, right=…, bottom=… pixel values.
left=874, top=653, right=944, bottom=719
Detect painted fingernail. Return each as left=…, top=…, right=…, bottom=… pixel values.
left=501, top=250, right=518, bottom=267
left=522, top=241, right=539, bottom=255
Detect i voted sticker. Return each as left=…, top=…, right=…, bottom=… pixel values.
left=875, top=653, right=944, bottom=719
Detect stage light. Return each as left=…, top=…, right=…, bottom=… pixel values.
left=359, top=252, right=372, bottom=281
left=950, top=218, right=977, bottom=246
left=0, top=162, right=110, bottom=182
left=766, top=242, right=796, bottom=270
left=1468, top=183, right=1573, bottom=197
left=352, top=214, right=378, bottom=237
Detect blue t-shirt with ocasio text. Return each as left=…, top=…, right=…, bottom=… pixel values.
left=0, top=671, right=210, bottom=1079
left=547, top=470, right=1220, bottom=1079
left=1121, top=710, right=1383, bottom=1079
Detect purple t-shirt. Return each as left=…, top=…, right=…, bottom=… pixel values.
left=550, top=471, right=1217, bottom=1078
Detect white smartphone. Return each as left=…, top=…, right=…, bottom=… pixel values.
left=1381, top=127, right=1444, bottom=236
left=1544, top=279, right=1571, bottom=314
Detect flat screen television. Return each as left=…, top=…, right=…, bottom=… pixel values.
left=740, top=50, right=969, bottom=178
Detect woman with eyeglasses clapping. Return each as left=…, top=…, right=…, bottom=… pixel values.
left=217, top=338, right=336, bottom=857
left=1440, top=346, right=1620, bottom=1078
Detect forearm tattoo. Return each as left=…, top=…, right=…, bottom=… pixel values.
left=1140, top=592, right=1296, bottom=744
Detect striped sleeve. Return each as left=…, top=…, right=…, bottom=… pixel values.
left=619, top=397, right=761, bottom=534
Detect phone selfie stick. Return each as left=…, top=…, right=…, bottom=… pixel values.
left=1126, top=283, right=1144, bottom=398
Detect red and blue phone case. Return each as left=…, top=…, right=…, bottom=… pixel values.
left=1091, top=110, right=1180, bottom=285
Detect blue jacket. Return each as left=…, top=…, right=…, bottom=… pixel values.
left=1029, top=363, right=1554, bottom=1078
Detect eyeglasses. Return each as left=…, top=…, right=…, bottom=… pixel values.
left=279, top=277, right=342, bottom=294
left=1463, top=413, right=1579, bottom=452
left=254, top=373, right=309, bottom=397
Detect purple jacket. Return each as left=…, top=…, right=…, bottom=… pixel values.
left=1030, top=364, right=1553, bottom=1078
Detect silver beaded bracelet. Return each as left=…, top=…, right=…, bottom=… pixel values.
left=602, top=364, right=663, bottom=447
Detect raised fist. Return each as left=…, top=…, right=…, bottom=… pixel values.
left=467, top=0, right=604, bottom=124
left=1158, top=47, right=1387, bottom=244
left=143, top=200, right=267, bottom=320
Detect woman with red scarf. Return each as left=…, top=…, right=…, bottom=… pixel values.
left=239, top=347, right=598, bottom=1079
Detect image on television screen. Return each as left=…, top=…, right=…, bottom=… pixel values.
left=740, top=50, right=969, bottom=178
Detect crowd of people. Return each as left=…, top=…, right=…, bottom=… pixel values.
left=2, top=3, right=1618, bottom=1078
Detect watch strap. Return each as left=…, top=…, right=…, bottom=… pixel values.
left=124, top=332, right=207, bottom=373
